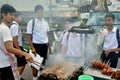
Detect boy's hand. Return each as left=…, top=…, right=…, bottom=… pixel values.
left=31, top=48, right=36, bottom=56
left=25, top=53, right=33, bottom=63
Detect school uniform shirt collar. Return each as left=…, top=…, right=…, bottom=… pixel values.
left=35, top=18, right=45, bottom=22
left=12, top=21, right=18, bottom=25
left=111, top=26, right=117, bottom=33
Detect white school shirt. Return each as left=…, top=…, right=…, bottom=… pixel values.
left=62, top=33, right=82, bottom=57
left=26, top=18, right=49, bottom=44
left=0, top=23, right=12, bottom=68
left=58, top=30, right=68, bottom=44
left=10, top=21, right=22, bottom=46
left=103, top=27, right=118, bottom=51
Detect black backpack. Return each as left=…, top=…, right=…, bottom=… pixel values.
left=116, top=29, right=120, bottom=57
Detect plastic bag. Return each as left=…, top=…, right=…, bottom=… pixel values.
left=29, top=50, right=43, bottom=70
left=97, top=28, right=108, bottom=46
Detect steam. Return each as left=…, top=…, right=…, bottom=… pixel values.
left=45, top=33, right=100, bottom=69
left=86, top=33, right=100, bottom=62
left=45, top=53, right=65, bottom=67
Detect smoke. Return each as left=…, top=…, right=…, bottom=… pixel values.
left=45, top=33, right=101, bottom=69
left=45, top=52, right=85, bottom=68
left=86, top=33, right=100, bottom=62
left=45, top=53, right=65, bottom=67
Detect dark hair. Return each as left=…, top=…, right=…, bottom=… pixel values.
left=14, top=11, right=21, bottom=17
left=34, top=5, right=44, bottom=12
left=1, top=4, right=16, bottom=18
left=104, top=13, right=115, bottom=20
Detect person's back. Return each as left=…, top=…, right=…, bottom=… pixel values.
left=62, top=31, right=83, bottom=65
left=58, top=19, right=72, bottom=53
left=60, top=19, right=82, bottom=57
left=62, top=32, right=82, bottom=57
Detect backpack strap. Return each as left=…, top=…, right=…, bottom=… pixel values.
left=116, top=29, right=120, bottom=47
left=66, top=32, right=70, bottom=47
left=116, top=29, right=120, bottom=57
left=31, top=19, right=35, bottom=41
left=63, top=30, right=67, bottom=35
left=9, top=23, right=17, bottom=28
left=32, top=18, right=35, bottom=34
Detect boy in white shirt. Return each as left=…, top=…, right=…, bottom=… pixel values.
left=62, top=22, right=82, bottom=64
left=0, top=4, right=33, bottom=80
left=100, top=13, right=119, bottom=68
left=10, top=11, right=27, bottom=80
left=58, top=19, right=72, bottom=53
left=62, top=32, right=82, bottom=57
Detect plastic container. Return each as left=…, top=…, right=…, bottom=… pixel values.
left=78, top=75, right=94, bottom=80
left=22, top=45, right=30, bottom=52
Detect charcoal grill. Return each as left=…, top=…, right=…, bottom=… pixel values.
left=39, top=62, right=84, bottom=80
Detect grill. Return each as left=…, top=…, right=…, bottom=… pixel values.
left=39, top=61, right=83, bottom=80
left=84, top=65, right=120, bottom=80
left=69, top=26, right=95, bottom=34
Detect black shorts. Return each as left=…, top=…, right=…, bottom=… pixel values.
left=0, top=66, right=15, bottom=80
left=101, top=51, right=118, bottom=68
left=15, top=46, right=27, bottom=67
left=33, top=43, right=48, bottom=65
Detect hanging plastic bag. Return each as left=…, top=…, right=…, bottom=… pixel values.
left=97, top=27, right=108, bottom=46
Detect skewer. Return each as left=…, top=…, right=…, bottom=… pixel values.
left=108, top=62, right=111, bottom=66
left=92, top=56, right=98, bottom=63
left=102, top=60, right=105, bottom=66
left=106, top=59, right=110, bottom=64
left=95, top=57, right=99, bottom=62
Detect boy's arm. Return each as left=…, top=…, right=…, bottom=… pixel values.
left=26, top=34, right=36, bottom=55
left=4, top=41, right=33, bottom=62
left=13, top=36, right=21, bottom=50
left=47, top=32, right=51, bottom=53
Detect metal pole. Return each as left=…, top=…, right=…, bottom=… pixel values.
left=82, top=33, right=88, bottom=68
left=49, top=0, right=52, bottom=27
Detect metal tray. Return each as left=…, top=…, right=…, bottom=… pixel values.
left=83, top=66, right=111, bottom=80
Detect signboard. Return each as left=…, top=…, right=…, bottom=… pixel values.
left=80, top=0, right=120, bottom=12
left=108, top=0, right=120, bottom=11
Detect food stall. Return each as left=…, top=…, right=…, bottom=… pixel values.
left=38, top=26, right=95, bottom=80
left=38, top=11, right=120, bottom=80
left=39, top=31, right=120, bottom=80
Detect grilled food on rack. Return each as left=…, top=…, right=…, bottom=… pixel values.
left=91, top=60, right=120, bottom=79
left=101, top=67, right=113, bottom=75
left=92, top=60, right=110, bottom=70
left=42, top=62, right=79, bottom=80
left=111, top=71, right=120, bottom=79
